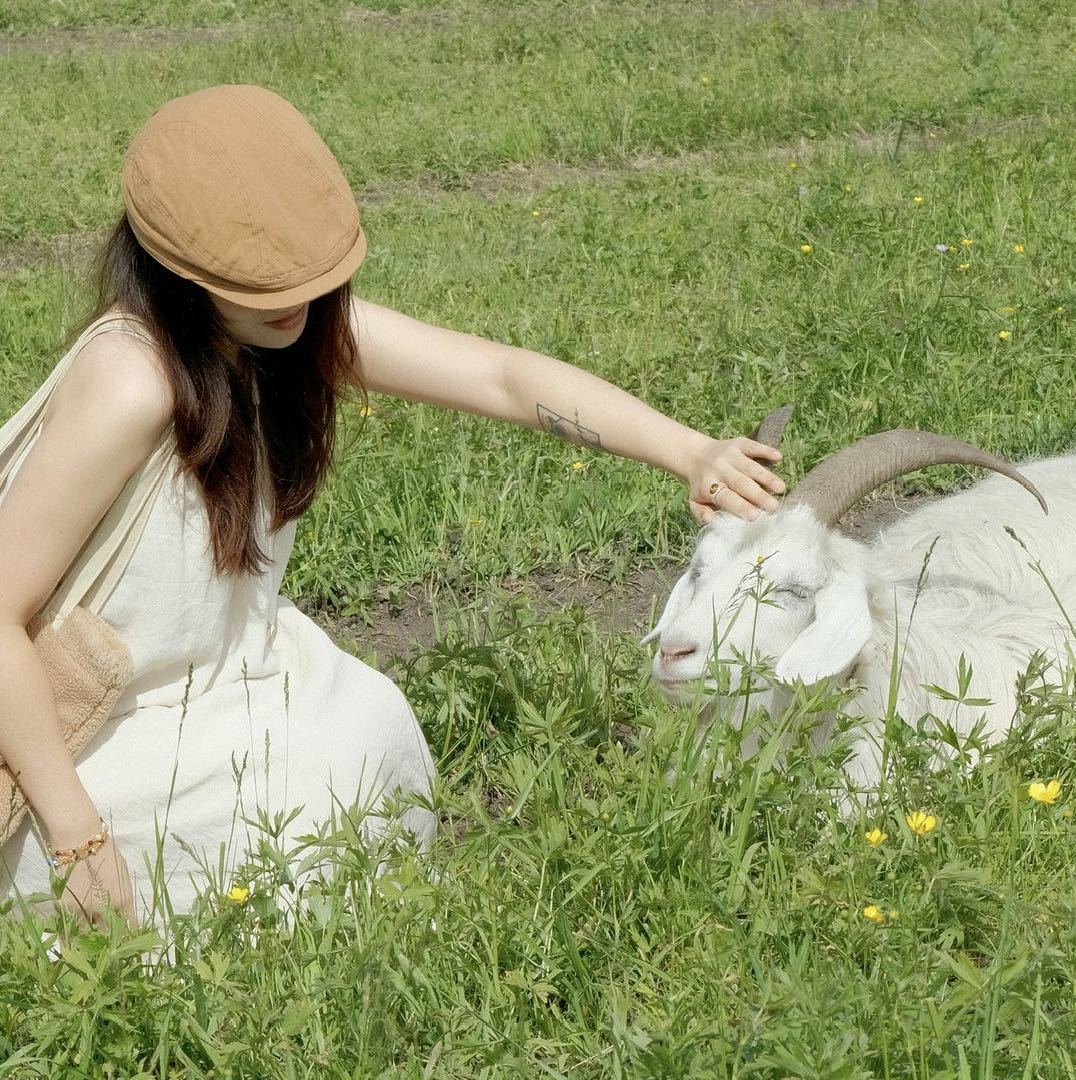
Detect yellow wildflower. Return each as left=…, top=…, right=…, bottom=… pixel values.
left=755, top=554, right=765, bottom=565
left=359, top=403, right=375, bottom=417
left=1056, top=306, right=1066, bottom=314
left=467, top=518, right=483, bottom=526
left=862, top=905, right=887, bottom=924
left=1029, top=779, right=1061, bottom=804
left=905, top=810, right=938, bottom=835
left=864, top=827, right=888, bottom=847
left=800, top=244, right=813, bottom=254
left=928, top=130, right=937, bottom=139
left=788, top=161, right=798, bottom=169
left=698, top=74, right=711, bottom=84
left=1012, top=243, right=1025, bottom=254
left=912, top=195, right=925, bottom=204
left=532, top=209, right=542, bottom=218
left=997, top=330, right=1011, bottom=341
left=960, top=238, right=974, bottom=247
left=570, top=461, right=586, bottom=471
left=227, top=885, right=250, bottom=903
left=844, top=184, right=853, bottom=192
left=957, top=262, right=971, bottom=270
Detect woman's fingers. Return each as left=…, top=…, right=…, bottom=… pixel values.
left=720, top=487, right=761, bottom=521
left=736, top=436, right=783, bottom=462
left=707, top=480, right=763, bottom=522
left=692, top=436, right=789, bottom=524
left=732, top=443, right=786, bottom=493
left=736, top=452, right=787, bottom=494
left=722, top=469, right=780, bottom=514
left=704, top=464, right=784, bottom=520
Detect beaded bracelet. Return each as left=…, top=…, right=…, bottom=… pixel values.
left=44, top=817, right=109, bottom=871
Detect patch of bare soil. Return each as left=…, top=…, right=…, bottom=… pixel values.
left=0, top=10, right=441, bottom=54
left=295, top=563, right=684, bottom=674
left=837, top=488, right=938, bottom=540
left=298, top=491, right=937, bottom=669
left=0, top=23, right=247, bottom=54
left=0, top=231, right=103, bottom=277
left=0, top=2, right=887, bottom=55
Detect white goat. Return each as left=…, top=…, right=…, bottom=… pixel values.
left=643, top=408, right=1068, bottom=790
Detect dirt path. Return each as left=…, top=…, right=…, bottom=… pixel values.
left=299, top=490, right=937, bottom=670
left=0, top=2, right=877, bottom=56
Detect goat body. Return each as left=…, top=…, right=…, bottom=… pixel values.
left=646, top=453, right=1076, bottom=788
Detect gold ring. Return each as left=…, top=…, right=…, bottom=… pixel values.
left=709, top=481, right=726, bottom=496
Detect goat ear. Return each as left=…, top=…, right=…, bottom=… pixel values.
left=640, top=569, right=695, bottom=646
left=774, top=570, right=871, bottom=685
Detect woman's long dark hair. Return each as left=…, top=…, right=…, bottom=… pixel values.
left=61, top=212, right=366, bottom=578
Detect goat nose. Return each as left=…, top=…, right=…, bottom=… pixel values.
left=659, top=642, right=697, bottom=664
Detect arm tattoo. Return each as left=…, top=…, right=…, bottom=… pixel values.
left=536, top=403, right=602, bottom=450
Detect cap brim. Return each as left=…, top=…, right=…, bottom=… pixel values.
left=198, top=226, right=367, bottom=310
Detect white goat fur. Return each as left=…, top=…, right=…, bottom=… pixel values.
left=645, top=454, right=1076, bottom=788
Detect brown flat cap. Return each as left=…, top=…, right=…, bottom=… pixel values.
left=121, top=83, right=366, bottom=310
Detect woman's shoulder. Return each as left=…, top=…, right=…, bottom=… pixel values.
left=92, top=303, right=156, bottom=348
left=60, top=306, right=175, bottom=435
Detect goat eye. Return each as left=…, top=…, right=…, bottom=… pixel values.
left=776, top=584, right=810, bottom=601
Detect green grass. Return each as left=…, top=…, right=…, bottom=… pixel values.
left=3, top=0, right=1076, bottom=1074
left=5, top=606, right=1076, bottom=1075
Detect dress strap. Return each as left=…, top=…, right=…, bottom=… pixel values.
left=47, top=421, right=176, bottom=624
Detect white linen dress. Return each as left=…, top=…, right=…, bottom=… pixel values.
left=0, top=313, right=437, bottom=934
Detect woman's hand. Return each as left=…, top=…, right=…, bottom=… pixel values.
left=686, top=436, right=785, bottom=524
left=53, top=837, right=138, bottom=934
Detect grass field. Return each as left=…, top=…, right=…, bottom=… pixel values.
left=2, top=1, right=1076, bottom=1075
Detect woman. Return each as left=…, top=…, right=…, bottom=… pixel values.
left=0, top=84, right=784, bottom=934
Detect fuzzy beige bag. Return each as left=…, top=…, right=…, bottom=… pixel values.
left=0, top=314, right=175, bottom=847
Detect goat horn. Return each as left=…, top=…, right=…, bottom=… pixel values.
left=783, top=428, right=1048, bottom=526
left=748, top=404, right=794, bottom=448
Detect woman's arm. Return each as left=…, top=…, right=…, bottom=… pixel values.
left=498, top=354, right=785, bottom=522
left=0, top=333, right=174, bottom=848
left=347, top=294, right=785, bottom=521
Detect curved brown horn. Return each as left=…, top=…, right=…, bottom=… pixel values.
left=748, top=404, right=794, bottom=448
left=783, top=428, right=1048, bottom=526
